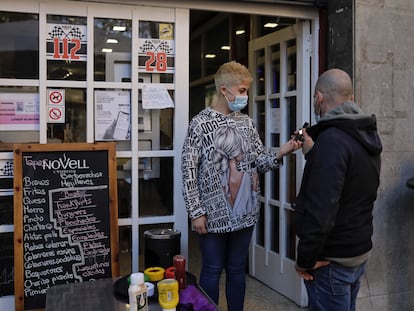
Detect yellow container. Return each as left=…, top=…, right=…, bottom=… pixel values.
left=157, top=279, right=179, bottom=311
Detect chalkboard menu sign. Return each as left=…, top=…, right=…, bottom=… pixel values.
left=13, top=143, right=119, bottom=311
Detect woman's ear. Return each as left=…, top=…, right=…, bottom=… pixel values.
left=219, top=85, right=227, bottom=96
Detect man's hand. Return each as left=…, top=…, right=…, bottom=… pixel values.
left=300, top=128, right=314, bottom=156
left=192, top=215, right=208, bottom=234
left=295, top=260, right=330, bottom=281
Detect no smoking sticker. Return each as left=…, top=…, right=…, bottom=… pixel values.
left=48, top=107, right=65, bottom=123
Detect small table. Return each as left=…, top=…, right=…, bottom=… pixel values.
left=45, top=276, right=220, bottom=311
left=407, top=177, right=414, bottom=189
left=45, top=278, right=162, bottom=311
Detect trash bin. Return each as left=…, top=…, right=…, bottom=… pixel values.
left=144, top=228, right=181, bottom=269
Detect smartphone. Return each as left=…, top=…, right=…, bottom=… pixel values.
left=294, top=122, right=309, bottom=142
left=113, top=111, right=130, bottom=140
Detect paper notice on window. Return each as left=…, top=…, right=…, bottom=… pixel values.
left=142, top=84, right=174, bottom=109
left=0, top=93, right=39, bottom=130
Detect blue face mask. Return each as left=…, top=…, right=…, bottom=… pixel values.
left=225, top=87, right=248, bottom=111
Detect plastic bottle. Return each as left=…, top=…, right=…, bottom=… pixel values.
left=173, top=254, right=187, bottom=290
left=157, top=278, right=179, bottom=311
left=128, top=272, right=149, bottom=311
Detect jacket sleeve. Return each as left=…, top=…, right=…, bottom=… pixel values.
left=295, top=130, right=349, bottom=270
left=181, top=122, right=205, bottom=220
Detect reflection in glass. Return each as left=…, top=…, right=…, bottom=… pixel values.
left=286, top=96, right=297, bottom=203
left=271, top=43, right=280, bottom=94
left=0, top=11, right=39, bottom=79
left=117, top=158, right=132, bottom=218
left=139, top=157, right=173, bottom=216
left=119, top=226, right=132, bottom=276
left=47, top=88, right=86, bottom=143
left=287, top=39, right=297, bottom=91
left=94, top=18, right=132, bottom=82
left=270, top=98, right=280, bottom=147
left=46, top=15, right=87, bottom=81
left=0, top=195, right=13, bottom=225
left=257, top=100, right=265, bottom=143
left=138, top=103, right=174, bottom=151
left=0, top=232, right=14, bottom=296
left=271, top=205, right=280, bottom=252
left=286, top=209, right=296, bottom=260
left=256, top=201, right=265, bottom=246
left=255, top=49, right=265, bottom=95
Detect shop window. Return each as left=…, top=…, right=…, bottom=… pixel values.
left=117, top=158, right=132, bottom=219
left=0, top=11, right=39, bottom=79
left=0, top=86, right=40, bottom=144
left=139, top=157, right=173, bottom=217
left=94, top=18, right=132, bottom=82
left=119, top=226, right=132, bottom=276
left=138, top=20, right=175, bottom=84
left=94, top=89, right=132, bottom=151
left=46, top=15, right=87, bottom=81
left=47, top=88, right=86, bottom=143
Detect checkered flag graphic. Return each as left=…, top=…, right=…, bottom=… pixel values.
left=48, top=26, right=66, bottom=39
left=68, top=27, right=84, bottom=40
left=140, top=40, right=156, bottom=53
left=0, top=161, right=13, bottom=176
left=158, top=41, right=173, bottom=54
left=48, top=26, right=85, bottom=40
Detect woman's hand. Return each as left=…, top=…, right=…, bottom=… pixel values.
left=278, top=138, right=302, bottom=159
left=192, top=215, right=208, bottom=235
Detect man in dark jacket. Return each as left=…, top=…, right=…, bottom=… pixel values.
left=293, top=68, right=382, bottom=311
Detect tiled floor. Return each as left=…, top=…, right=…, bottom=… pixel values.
left=187, top=229, right=305, bottom=311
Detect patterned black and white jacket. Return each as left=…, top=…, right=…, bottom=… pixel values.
left=181, top=107, right=282, bottom=233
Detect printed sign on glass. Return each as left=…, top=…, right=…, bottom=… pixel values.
left=138, top=21, right=175, bottom=73
left=47, top=24, right=87, bottom=61
left=0, top=93, right=39, bottom=130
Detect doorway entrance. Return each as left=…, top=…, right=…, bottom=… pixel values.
left=189, top=10, right=319, bottom=306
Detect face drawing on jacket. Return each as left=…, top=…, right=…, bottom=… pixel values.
left=212, top=126, right=258, bottom=216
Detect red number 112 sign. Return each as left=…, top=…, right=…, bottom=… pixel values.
left=46, top=24, right=87, bottom=61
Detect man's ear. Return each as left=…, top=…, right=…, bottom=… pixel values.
left=315, top=90, right=323, bottom=102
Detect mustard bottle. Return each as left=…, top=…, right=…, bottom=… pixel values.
left=157, top=279, right=179, bottom=311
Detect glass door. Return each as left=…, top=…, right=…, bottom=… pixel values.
left=248, top=21, right=315, bottom=307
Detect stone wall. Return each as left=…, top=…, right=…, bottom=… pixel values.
left=354, top=1, right=414, bottom=310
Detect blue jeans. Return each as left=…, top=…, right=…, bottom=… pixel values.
left=198, top=226, right=254, bottom=311
left=305, top=261, right=366, bottom=311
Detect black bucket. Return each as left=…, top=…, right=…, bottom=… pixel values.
left=144, top=228, right=181, bottom=269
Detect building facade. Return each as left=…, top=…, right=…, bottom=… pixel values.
left=0, top=0, right=413, bottom=310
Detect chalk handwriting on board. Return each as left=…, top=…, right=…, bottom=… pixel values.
left=14, top=143, right=118, bottom=311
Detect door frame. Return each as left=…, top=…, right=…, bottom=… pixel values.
left=248, top=20, right=319, bottom=306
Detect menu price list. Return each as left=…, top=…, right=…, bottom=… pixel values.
left=21, top=150, right=113, bottom=309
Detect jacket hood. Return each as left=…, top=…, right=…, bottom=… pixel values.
left=308, top=101, right=383, bottom=155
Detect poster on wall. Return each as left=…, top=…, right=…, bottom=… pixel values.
left=46, top=23, right=87, bottom=61
left=138, top=21, right=175, bottom=73
left=0, top=93, right=39, bottom=131
left=95, top=90, right=131, bottom=141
